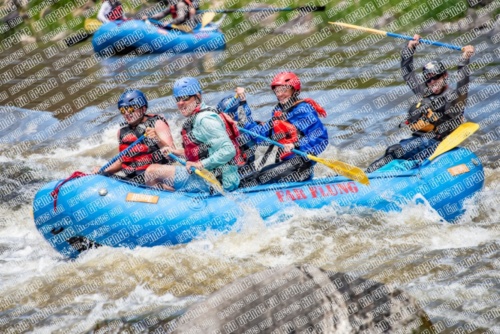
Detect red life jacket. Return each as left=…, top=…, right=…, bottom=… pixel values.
left=181, top=106, right=245, bottom=167
left=106, top=0, right=124, bottom=21
left=119, top=114, right=171, bottom=175
left=169, top=0, right=192, bottom=19
left=169, top=4, right=177, bottom=18
left=272, top=98, right=326, bottom=160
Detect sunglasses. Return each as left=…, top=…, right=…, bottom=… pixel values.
left=175, top=95, right=195, bottom=102
left=119, top=106, right=140, bottom=114
left=425, top=73, right=445, bottom=84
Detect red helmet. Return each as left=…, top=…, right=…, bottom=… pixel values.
left=271, top=72, right=301, bottom=91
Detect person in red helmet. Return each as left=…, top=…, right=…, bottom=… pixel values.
left=239, top=72, right=329, bottom=186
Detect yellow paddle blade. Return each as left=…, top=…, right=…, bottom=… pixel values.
left=329, top=21, right=387, bottom=36
left=428, top=122, right=479, bottom=161
left=307, top=154, right=370, bottom=186
left=171, top=24, right=192, bottom=33
left=84, top=18, right=102, bottom=33
left=202, top=12, right=216, bottom=28
left=194, top=169, right=225, bottom=194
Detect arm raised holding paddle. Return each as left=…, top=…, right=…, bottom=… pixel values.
left=366, top=32, right=475, bottom=173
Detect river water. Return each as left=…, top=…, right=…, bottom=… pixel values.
left=0, top=22, right=499, bottom=333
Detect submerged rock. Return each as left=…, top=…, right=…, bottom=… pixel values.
left=168, top=265, right=431, bottom=333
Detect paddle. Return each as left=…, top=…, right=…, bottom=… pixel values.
left=80, top=18, right=193, bottom=40
left=84, top=18, right=102, bottom=33
left=144, top=18, right=193, bottom=33
left=197, top=5, right=326, bottom=14
left=238, top=127, right=370, bottom=185
left=98, top=135, right=145, bottom=174
left=328, top=22, right=463, bottom=51
left=202, top=12, right=216, bottom=28
left=63, top=18, right=100, bottom=46
left=166, top=153, right=225, bottom=194
left=427, top=122, right=480, bottom=162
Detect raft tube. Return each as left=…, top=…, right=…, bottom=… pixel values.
left=92, top=20, right=225, bottom=55
left=33, top=148, right=484, bottom=258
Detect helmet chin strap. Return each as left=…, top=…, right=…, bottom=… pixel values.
left=279, top=93, right=300, bottom=110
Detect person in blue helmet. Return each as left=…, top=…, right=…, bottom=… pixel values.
left=216, top=87, right=260, bottom=178
left=238, top=72, right=329, bottom=187
left=94, top=89, right=177, bottom=187
left=149, top=77, right=244, bottom=192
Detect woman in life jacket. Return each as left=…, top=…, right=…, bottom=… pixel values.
left=366, top=36, right=474, bottom=173
left=152, top=77, right=243, bottom=192
left=216, top=89, right=260, bottom=178
left=97, top=0, right=126, bottom=23
left=239, top=72, right=329, bottom=187
left=93, top=89, right=176, bottom=187
left=143, top=0, right=199, bottom=28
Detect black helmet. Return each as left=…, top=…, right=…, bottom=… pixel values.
left=422, top=61, right=447, bottom=81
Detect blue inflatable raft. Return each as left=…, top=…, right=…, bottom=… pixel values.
left=33, top=148, right=484, bottom=258
left=92, top=19, right=225, bottom=55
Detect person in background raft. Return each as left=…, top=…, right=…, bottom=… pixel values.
left=143, top=0, right=200, bottom=28
left=97, top=0, right=126, bottom=23
left=150, top=77, right=243, bottom=192
left=94, top=89, right=176, bottom=186
left=216, top=87, right=260, bottom=178
left=366, top=35, right=475, bottom=173
left=240, top=72, right=329, bottom=187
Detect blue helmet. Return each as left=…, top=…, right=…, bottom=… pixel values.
left=118, top=89, right=148, bottom=109
left=216, top=95, right=239, bottom=115
left=173, top=77, right=202, bottom=98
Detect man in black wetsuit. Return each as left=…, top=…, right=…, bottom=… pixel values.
left=366, top=35, right=475, bottom=173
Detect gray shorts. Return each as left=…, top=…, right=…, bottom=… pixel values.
left=173, top=166, right=211, bottom=193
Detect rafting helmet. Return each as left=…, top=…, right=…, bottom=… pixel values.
left=118, top=89, right=148, bottom=109
left=173, top=77, right=202, bottom=98
left=216, top=95, right=239, bottom=115
left=271, top=72, right=301, bottom=91
left=422, top=61, right=447, bottom=82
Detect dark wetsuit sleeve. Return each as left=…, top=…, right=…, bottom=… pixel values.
left=401, top=46, right=426, bottom=97
left=435, top=57, right=470, bottom=136
left=451, top=57, right=470, bottom=115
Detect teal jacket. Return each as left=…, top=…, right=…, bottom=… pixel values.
left=191, top=104, right=240, bottom=191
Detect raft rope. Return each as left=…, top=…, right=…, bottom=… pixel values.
left=50, top=171, right=88, bottom=212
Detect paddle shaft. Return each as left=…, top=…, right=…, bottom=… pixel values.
left=167, top=152, right=225, bottom=193
left=387, top=32, right=462, bottom=51
left=198, top=6, right=325, bottom=14
left=238, top=127, right=307, bottom=159
left=329, top=22, right=462, bottom=51
left=167, top=152, right=197, bottom=173
left=99, top=135, right=145, bottom=174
